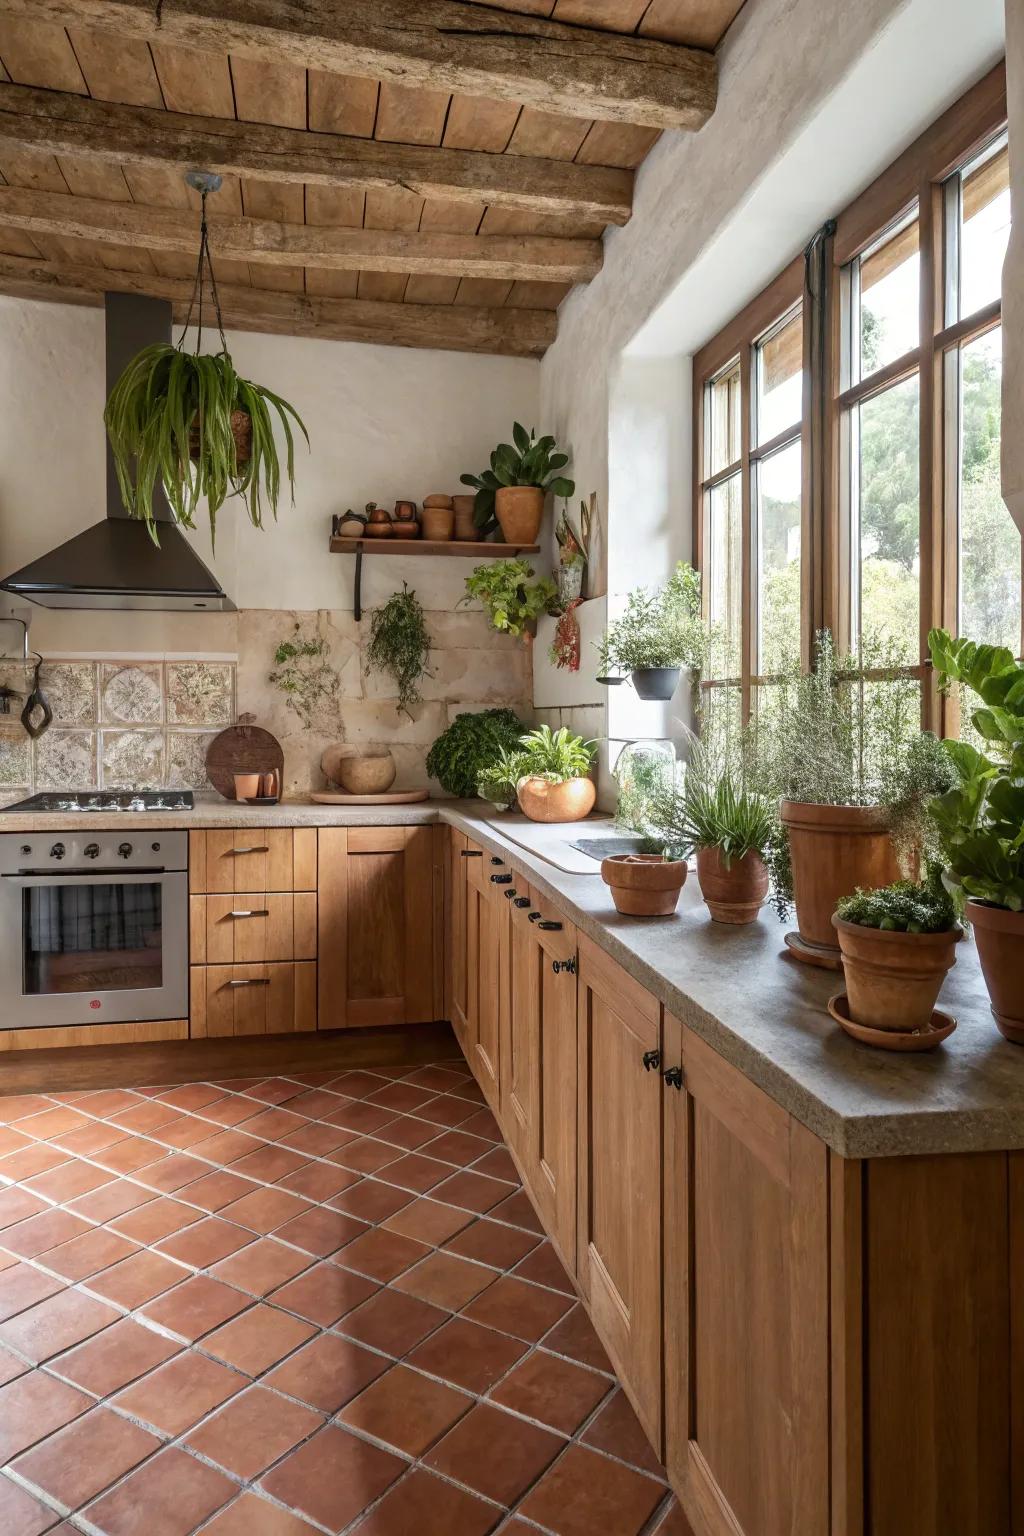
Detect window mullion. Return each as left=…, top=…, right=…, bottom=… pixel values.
left=740, top=345, right=754, bottom=724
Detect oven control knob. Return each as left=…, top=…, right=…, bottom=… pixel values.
left=84, top=843, right=100, bottom=859
left=20, top=845, right=31, bottom=855
left=117, top=842, right=133, bottom=859
left=49, top=842, right=65, bottom=860
left=151, top=843, right=160, bottom=852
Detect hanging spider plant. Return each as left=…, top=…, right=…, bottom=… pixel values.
left=103, top=174, right=307, bottom=547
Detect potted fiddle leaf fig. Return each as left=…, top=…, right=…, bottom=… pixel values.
left=461, top=423, right=575, bottom=544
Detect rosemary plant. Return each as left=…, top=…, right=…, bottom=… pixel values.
left=366, top=584, right=432, bottom=716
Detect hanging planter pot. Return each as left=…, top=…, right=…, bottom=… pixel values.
left=189, top=409, right=252, bottom=466
left=631, top=666, right=681, bottom=701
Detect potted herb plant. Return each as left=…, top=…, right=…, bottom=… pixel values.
left=461, top=424, right=575, bottom=544
left=928, top=631, right=1024, bottom=1043
left=426, top=708, right=526, bottom=798
left=462, top=559, right=557, bottom=641
left=476, top=747, right=528, bottom=812
left=366, top=583, right=431, bottom=718
left=601, top=563, right=708, bottom=700
left=832, top=879, right=961, bottom=1034
left=516, top=725, right=597, bottom=823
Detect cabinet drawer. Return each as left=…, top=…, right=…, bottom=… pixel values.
left=190, top=961, right=316, bottom=1037
left=189, top=830, right=317, bottom=894
left=190, top=894, right=316, bottom=965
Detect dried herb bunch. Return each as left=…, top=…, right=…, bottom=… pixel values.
left=367, top=583, right=432, bottom=717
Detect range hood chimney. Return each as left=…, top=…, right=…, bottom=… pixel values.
left=0, top=293, right=234, bottom=611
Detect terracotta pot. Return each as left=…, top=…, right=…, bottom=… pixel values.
left=393, top=500, right=418, bottom=521
left=422, top=494, right=453, bottom=510
left=601, top=854, right=688, bottom=916
left=632, top=666, right=681, bottom=701
left=832, top=916, right=961, bottom=1032
left=495, top=486, right=544, bottom=545
left=453, top=495, right=477, bottom=540
left=391, top=520, right=420, bottom=539
left=190, top=408, right=251, bottom=465
left=517, top=775, right=595, bottom=824
left=967, top=900, right=1024, bottom=1043
left=696, top=847, right=768, bottom=925
left=421, top=506, right=455, bottom=541
left=780, top=801, right=900, bottom=966
left=338, top=753, right=397, bottom=795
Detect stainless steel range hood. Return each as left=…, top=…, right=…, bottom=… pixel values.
left=0, top=293, right=234, bottom=612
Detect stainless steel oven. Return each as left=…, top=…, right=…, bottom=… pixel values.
left=0, top=830, right=188, bottom=1028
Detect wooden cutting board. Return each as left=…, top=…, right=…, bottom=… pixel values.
left=310, top=790, right=429, bottom=805
left=206, top=717, right=285, bottom=801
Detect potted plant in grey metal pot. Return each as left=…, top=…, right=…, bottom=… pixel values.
left=601, top=562, right=708, bottom=700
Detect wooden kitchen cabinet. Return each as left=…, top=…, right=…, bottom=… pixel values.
left=190, top=893, right=316, bottom=965
left=663, top=1011, right=830, bottom=1536
left=465, top=849, right=510, bottom=1111
left=576, top=934, right=664, bottom=1450
left=505, top=885, right=578, bottom=1274
left=190, top=961, right=316, bottom=1037
left=189, top=829, right=316, bottom=894
left=317, top=825, right=441, bottom=1030
left=447, top=829, right=475, bottom=1055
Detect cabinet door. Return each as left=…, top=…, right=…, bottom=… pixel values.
left=577, top=934, right=663, bottom=1450
left=190, top=893, right=316, bottom=965
left=664, top=1013, right=829, bottom=1536
left=190, top=830, right=316, bottom=894
left=318, top=826, right=439, bottom=1029
left=466, top=856, right=507, bottom=1109
left=447, top=830, right=476, bottom=1054
left=506, top=889, right=578, bottom=1273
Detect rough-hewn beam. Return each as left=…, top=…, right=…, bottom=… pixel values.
left=0, top=185, right=602, bottom=283
left=0, top=84, right=633, bottom=225
left=0, top=253, right=557, bottom=356
left=5, top=0, right=718, bottom=131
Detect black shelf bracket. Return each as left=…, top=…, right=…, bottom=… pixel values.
left=353, top=549, right=363, bottom=622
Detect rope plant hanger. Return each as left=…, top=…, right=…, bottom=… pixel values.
left=104, top=170, right=308, bottom=548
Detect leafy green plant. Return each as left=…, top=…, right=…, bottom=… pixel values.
left=518, top=725, right=596, bottom=784
left=928, top=631, right=1024, bottom=911
left=462, top=560, right=557, bottom=638
left=476, top=747, right=528, bottom=810
left=601, top=563, right=708, bottom=674
left=836, top=879, right=957, bottom=933
left=426, top=708, right=526, bottom=798
left=105, top=343, right=306, bottom=546
left=366, top=583, right=431, bottom=717
left=269, top=623, right=338, bottom=729
left=461, top=423, right=575, bottom=534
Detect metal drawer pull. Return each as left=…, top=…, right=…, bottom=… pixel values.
left=528, top=911, right=542, bottom=922
left=491, top=873, right=513, bottom=885
left=461, top=850, right=483, bottom=858
left=537, top=920, right=562, bottom=931
left=504, top=889, right=518, bottom=900
left=552, top=957, right=577, bottom=976
left=663, top=1066, right=684, bottom=1090
left=642, top=1048, right=662, bottom=1072
left=229, top=846, right=270, bottom=855
left=227, top=977, right=270, bottom=988
left=513, top=897, right=532, bottom=909
left=490, top=856, right=504, bottom=866
left=229, top=909, right=269, bottom=919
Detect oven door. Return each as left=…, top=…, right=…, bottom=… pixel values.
left=0, top=869, right=188, bottom=1027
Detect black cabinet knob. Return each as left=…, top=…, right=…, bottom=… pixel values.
left=663, top=1066, right=684, bottom=1090
left=490, top=873, right=512, bottom=885
left=504, top=889, right=517, bottom=899
left=528, top=912, right=542, bottom=922
left=642, top=1048, right=662, bottom=1072
left=552, top=957, right=577, bottom=975
left=513, top=897, right=531, bottom=908
left=490, top=856, right=504, bottom=866
left=460, top=850, right=483, bottom=858
left=537, top=920, right=562, bottom=931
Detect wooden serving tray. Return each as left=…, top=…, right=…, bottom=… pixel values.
left=310, top=790, right=430, bottom=805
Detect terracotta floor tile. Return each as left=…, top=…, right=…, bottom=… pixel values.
left=403, top=1066, right=470, bottom=1093
left=0, top=1144, right=70, bottom=1183
left=329, top=1179, right=413, bottom=1225
left=191, top=1130, right=263, bottom=1165
left=132, top=1153, right=209, bottom=1195
left=278, top=1159, right=360, bottom=1202
left=210, top=1237, right=313, bottom=1296
left=113, top=1350, right=246, bottom=1435
left=0, top=1096, right=52, bottom=1125
left=328, top=1070, right=391, bottom=1100
left=259, top=1424, right=404, bottom=1532
left=517, top=1443, right=663, bottom=1536
left=0, top=1371, right=92, bottom=1461
left=472, top=1145, right=520, bottom=1184
left=329, top=1137, right=402, bottom=1175
left=76, top=1090, right=145, bottom=1120
left=490, top=1350, right=611, bottom=1434
left=425, top=1400, right=563, bottom=1506
left=379, top=1153, right=455, bottom=1195
left=382, top=1197, right=474, bottom=1247
left=271, top=1205, right=366, bottom=1257
left=0, top=1262, right=64, bottom=1322
left=50, top=1122, right=128, bottom=1157
left=269, top=1262, right=379, bottom=1327
left=1, top=1208, right=92, bottom=1258
left=414, top=1094, right=481, bottom=1130
left=0, top=1288, right=119, bottom=1363
left=239, top=1107, right=308, bottom=1142
left=92, top=1136, right=167, bottom=1175
left=68, top=1178, right=154, bottom=1224
left=140, top=1275, right=251, bottom=1341
left=512, top=1239, right=576, bottom=1296
left=0, top=1343, right=29, bottom=1386
left=197, top=1096, right=265, bottom=1128
left=110, top=1100, right=183, bottom=1134
left=264, top=1331, right=387, bottom=1413
left=366, top=1082, right=435, bottom=1114
left=281, top=1088, right=349, bottom=1122
left=18, top=1108, right=91, bottom=1142
left=0, top=1472, right=59, bottom=1535
left=489, top=1188, right=547, bottom=1233
left=543, top=1304, right=614, bottom=1375
left=0, top=1186, right=47, bottom=1230
left=339, top=1363, right=471, bottom=1456
left=11, top=1404, right=160, bottom=1508
left=350, top=1467, right=500, bottom=1536
left=180, top=1170, right=260, bottom=1213
left=0, top=1128, right=30, bottom=1162
left=407, top=1317, right=529, bottom=1395
left=582, top=1389, right=666, bottom=1479
left=245, top=1078, right=305, bottom=1106
left=157, top=1084, right=227, bottom=1112
left=199, top=1490, right=321, bottom=1536
left=450, top=1080, right=487, bottom=1105
left=651, top=1498, right=697, bottom=1534
left=186, top=1384, right=323, bottom=1479
left=40, top=1226, right=138, bottom=1283
left=229, top=1145, right=311, bottom=1183
left=154, top=1216, right=256, bottom=1268
left=52, top=1317, right=182, bottom=1396
left=376, top=1115, right=446, bottom=1152
left=393, top=1250, right=498, bottom=1310
left=325, top=1100, right=398, bottom=1137
left=111, top=1198, right=200, bottom=1245
left=203, top=1303, right=317, bottom=1376
left=155, top=1115, right=224, bottom=1151
left=339, top=1287, right=447, bottom=1357
left=336, top=1226, right=429, bottom=1283
left=86, top=1250, right=186, bottom=1310
left=444, top=1219, right=541, bottom=1271
left=463, top=1275, right=574, bottom=1343
left=438, top=1171, right=520, bottom=1215
left=459, top=1108, right=502, bottom=1143
left=420, top=1129, right=495, bottom=1167
left=84, top=1446, right=236, bottom=1536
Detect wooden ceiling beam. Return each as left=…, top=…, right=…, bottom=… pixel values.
left=0, top=83, right=633, bottom=225
left=0, top=184, right=602, bottom=282
left=4, top=0, right=718, bottom=131
left=0, top=252, right=557, bottom=356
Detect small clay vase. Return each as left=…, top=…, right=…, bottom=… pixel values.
left=363, top=503, right=393, bottom=538
left=233, top=772, right=260, bottom=801
left=423, top=494, right=454, bottom=510
left=517, top=775, right=595, bottom=824
left=696, top=847, right=769, bottom=924
left=453, top=495, right=477, bottom=540
left=421, top=506, right=455, bottom=541
left=334, top=509, right=367, bottom=539
left=394, top=500, right=417, bottom=523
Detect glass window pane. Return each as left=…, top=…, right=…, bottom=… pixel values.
left=708, top=360, right=741, bottom=476
left=756, top=309, right=802, bottom=444
left=858, top=216, right=920, bottom=379
left=757, top=441, right=802, bottom=673
left=959, top=140, right=1010, bottom=320
left=857, top=373, right=920, bottom=663
left=959, top=328, right=1020, bottom=651
left=708, top=474, right=742, bottom=677
left=697, top=684, right=743, bottom=762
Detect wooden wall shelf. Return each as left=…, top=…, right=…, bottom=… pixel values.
left=328, top=536, right=542, bottom=617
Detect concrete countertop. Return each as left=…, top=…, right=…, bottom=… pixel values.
left=1, top=795, right=1021, bottom=1158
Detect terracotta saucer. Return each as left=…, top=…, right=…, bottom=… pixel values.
left=827, top=993, right=957, bottom=1051
left=784, top=930, right=843, bottom=971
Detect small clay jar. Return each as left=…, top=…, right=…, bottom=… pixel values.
left=421, top=506, right=455, bottom=541
left=394, top=500, right=417, bottom=522
left=453, top=495, right=477, bottom=540
left=423, top=494, right=454, bottom=510
left=334, top=509, right=366, bottom=539
left=363, top=503, right=393, bottom=538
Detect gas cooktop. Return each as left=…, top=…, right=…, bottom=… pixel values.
left=4, top=791, right=195, bottom=813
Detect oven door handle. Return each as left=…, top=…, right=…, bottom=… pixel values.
left=6, top=867, right=169, bottom=879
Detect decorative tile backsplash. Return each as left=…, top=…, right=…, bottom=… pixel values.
left=0, top=659, right=235, bottom=795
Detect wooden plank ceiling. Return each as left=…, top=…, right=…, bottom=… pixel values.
left=0, top=0, right=744, bottom=356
